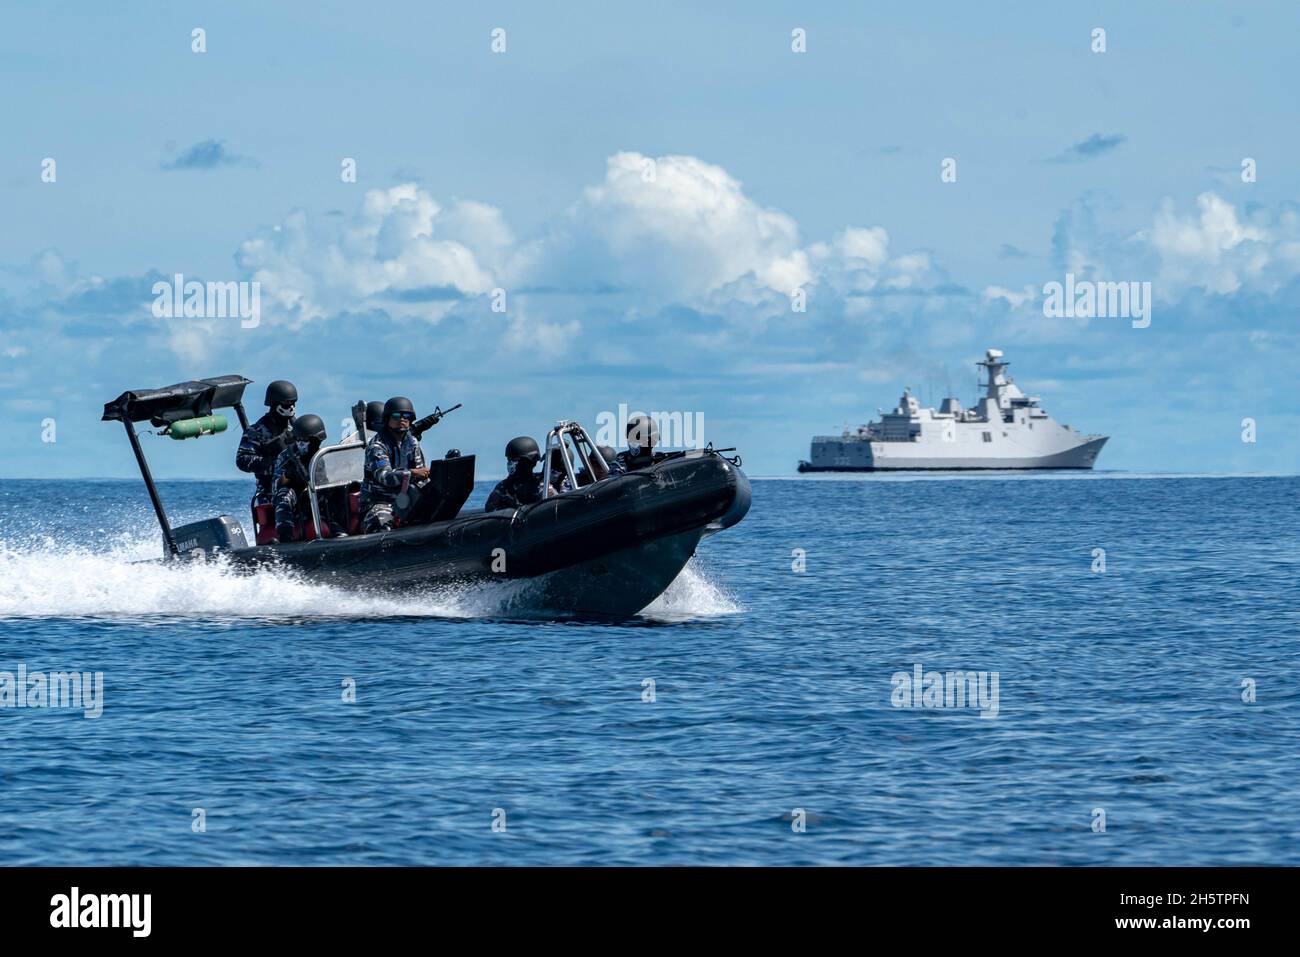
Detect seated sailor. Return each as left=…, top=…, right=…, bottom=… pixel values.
left=608, top=415, right=660, bottom=475
left=364, top=400, right=385, bottom=438
left=543, top=446, right=573, bottom=496
left=574, top=444, right=616, bottom=486
left=485, top=437, right=543, bottom=511
left=235, top=379, right=297, bottom=510
left=272, top=414, right=347, bottom=542
left=360, top=396, right=430, bottom=532
left=367, top=399, right=441, bottom=441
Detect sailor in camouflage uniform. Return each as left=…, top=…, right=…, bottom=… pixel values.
left=575, top=445, right=617, bottom=486
left=607, top=415, right=660, bottom=475
left=360, top=396, right=430, bottom=532
left=542, top=446, right=573, bottom=496
left=271, top=414, right=347, bottom=542
left=484, top=436, right=543, bottom=511
left=235, top=380, right=298, bottom=511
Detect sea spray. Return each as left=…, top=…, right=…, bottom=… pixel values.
left=0, top=534, right=460, bottom=620
left=0, top=535, right=739, bottom=623
left=641, top=560, right=742, bottom=621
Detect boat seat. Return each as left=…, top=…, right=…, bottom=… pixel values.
left=347, top=491, right=362, bottom=534
left=300, top=517, right=330, bottom=541
left=253, top=501, right=341, bottom=544
left=253, top=503, right=276, bottom=545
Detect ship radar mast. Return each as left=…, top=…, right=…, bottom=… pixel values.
left=977, top=348, right=1011, bottom=401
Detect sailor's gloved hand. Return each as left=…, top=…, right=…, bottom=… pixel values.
left=410, top=413, right=439, bottom=439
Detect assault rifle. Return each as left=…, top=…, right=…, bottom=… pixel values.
left=411, top=403, right=462, bottom=440
left=278, top=449, right=311, bottom=492
left=655, top=443, right=742, bottom=467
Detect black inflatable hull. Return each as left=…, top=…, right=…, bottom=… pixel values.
left=224, top=453, right=750, bottom=617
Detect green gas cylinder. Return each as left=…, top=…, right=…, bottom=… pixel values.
left=165, top=415, right=228, bottom=440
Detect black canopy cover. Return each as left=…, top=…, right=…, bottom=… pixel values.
left=102, top=375, right=252, bottom=425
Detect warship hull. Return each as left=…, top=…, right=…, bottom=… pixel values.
left=799, top=436, right=1107, bottom=472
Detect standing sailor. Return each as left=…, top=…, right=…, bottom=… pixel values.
left=360, top=396, right=430, bottom=532
left=235, top=379, right=298, bottom=512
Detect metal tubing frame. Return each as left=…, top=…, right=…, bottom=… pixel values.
left=540, top=422, right=607, bottom=497
left=123, top=419, right=179, bottom=557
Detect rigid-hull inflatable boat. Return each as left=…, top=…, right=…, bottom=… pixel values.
left=102, top=375, right=750, bottom=617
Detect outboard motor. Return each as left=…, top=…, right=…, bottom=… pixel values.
left=169, top=516, right=249, bottom=557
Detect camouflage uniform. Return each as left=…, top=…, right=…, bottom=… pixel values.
left=573, top=447, right=617, bottom=486
left=541, top=450, right=576, bottom=496
left=543, top=472, right=572, bottom=497
left=272, top=444, right=345, bottom=541
left=607, top=448, right=655, bottom=475
left=271, top=444, right=312, bottom=538
left=361, top=428, right=426, bottom=532
left=484, top=464, right=543, bottom=512
left=235, top=410, right=294, bottom=508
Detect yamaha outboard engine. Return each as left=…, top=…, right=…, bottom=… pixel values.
left=168, top=516, right=249, bottom=557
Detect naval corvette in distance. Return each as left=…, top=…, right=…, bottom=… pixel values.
left=798, top=349, right=1108, bottom=472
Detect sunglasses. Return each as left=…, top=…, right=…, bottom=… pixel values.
left=389, top=412, right=415, bottom=421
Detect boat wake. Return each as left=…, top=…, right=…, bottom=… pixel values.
left=0, top=533, right=741, bottom=623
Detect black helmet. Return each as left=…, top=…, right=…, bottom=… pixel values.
left=505, top=436, right=540, bottom=463
left=626, top=415, right=660, bottom=450
left=365, top=400, right=385, bottom=430
left=382, top=396, right=416, bottom=422
left=597, top=445, right=617, bottom=464
left=264, top=380, right=298, bottom=407
left=292, top=414, right=327, bottom=444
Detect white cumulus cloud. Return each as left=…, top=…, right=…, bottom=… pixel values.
left=237, top=184, right=507, bottom=325
left=1148, top=192, right=1269, bottom=296
left=553, top=151, right=812, bottom=300
left=231, top=152, right=948, bottom=327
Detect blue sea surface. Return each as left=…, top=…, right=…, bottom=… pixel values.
left=0, top=475, right=1296, bottom=865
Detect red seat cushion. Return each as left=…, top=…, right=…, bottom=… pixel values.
left=253, top=503, right=276, bottom=545
left=347, top=491, right=362, bottom=534
left=254, top=502, right=335, bottom=544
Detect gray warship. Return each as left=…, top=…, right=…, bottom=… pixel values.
left=798, top=349, right=1108, bottom=471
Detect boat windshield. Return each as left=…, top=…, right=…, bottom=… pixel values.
left=310, top=442, right=364, bottom=490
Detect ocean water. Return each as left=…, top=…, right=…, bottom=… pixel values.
left=0, top=474, right=1296, bottom=866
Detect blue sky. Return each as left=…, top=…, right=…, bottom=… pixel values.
left=3, top=1, right=1298, bottom=477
